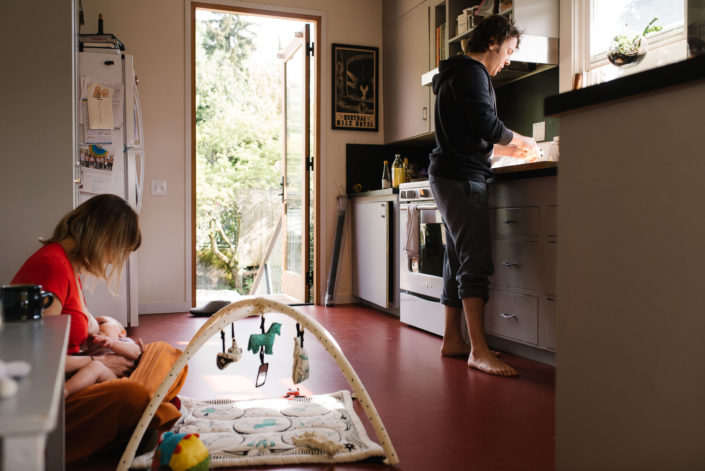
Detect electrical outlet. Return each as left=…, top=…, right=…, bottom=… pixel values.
left=151, top=179, right=167, bottom=196
left=533, top=121, right=546, bottom=142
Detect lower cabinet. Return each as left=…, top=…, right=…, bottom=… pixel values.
left=487, top=175, right=557, bottom=352
left=351, top=195, right=399, bottom=313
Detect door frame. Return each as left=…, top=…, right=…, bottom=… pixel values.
left=188, top=2, right=321, bottom=305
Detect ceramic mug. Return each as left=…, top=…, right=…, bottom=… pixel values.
left=0, top=284, right=54, bottom=322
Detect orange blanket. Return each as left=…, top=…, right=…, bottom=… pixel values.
left=65, top=341, right=188, bottom=464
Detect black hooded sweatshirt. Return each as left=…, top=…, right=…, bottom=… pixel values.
left=428, top=55, right=513, bottom=181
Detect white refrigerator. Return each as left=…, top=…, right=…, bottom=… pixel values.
left=75, top=51, right=145, bottom=327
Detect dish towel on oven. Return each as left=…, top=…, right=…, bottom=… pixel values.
left=405, top=204, right=420, bottom=259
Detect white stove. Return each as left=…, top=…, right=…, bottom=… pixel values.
left=398, top=180, right=446, bottom=336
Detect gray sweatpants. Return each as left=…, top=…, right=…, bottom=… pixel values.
left=429, top=174, right=493, bottom=306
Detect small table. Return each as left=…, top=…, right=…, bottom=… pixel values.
left=0, top=315, right=69, bottom=471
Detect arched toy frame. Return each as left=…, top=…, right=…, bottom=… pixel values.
left=117, top=297, right=399, bottom=470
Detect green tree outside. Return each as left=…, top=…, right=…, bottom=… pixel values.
left=195, top=11, right=284, bottom=293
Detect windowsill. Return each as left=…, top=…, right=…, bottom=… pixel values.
left=545, top=53, right=705, bottom=116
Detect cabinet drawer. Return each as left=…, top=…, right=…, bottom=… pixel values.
left=491, top=240, right=542, bottom=291
left=490, top=206, right=540, bottom=236
left=485, top=290, right=538, bottom=345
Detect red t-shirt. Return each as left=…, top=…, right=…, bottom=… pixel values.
left=11, top=242, right=88, bottom=354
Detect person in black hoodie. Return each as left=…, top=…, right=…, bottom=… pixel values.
left=429, top=14, right=539, bottom=376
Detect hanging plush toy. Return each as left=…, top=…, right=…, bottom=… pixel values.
left=150, top=432, right=210, bottom=471
left=292, top=323, right=310, bottom=384
left=216, top=324, right=242, bottom=370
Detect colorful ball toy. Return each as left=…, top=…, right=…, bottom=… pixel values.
left=150, top=432, right=210, bottom=471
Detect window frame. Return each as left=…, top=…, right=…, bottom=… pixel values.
left=576, top=0, right=688, bottom=86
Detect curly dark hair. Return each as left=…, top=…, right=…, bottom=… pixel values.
left=467, top=14, right=522, bottom=53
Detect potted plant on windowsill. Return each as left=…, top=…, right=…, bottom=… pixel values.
left=607, top=17, right=663, bottom=67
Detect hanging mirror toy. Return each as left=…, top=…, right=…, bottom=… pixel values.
left=216, top=323, right=242, bottom=370
left=247, top=317, right=281, bottom=387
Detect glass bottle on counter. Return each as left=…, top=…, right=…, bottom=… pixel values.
left=392, top=154, right=404, bottom=188
left=381, top=160, right=391, bottom=189
left=403, top=157, right=411, bottom=182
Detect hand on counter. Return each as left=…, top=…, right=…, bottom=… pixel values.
left=510, top=132, right=541, bottom=161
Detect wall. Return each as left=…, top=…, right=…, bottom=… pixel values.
left=80, top=0, right=383, bottom=311
left=495, top=67, right=560, bottom=141
left=0, top=0, right=76, bottom=285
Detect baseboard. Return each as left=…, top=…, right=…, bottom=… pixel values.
left=139, top=302, right=191, bottom=314
left=357, top=298, right=400, bottom=317
left=330, top=293, right=356, bottom=305
left=486, top=335, right=556, bottom=366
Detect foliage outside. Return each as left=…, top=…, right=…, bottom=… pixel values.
left=195, top=12, right=282, bottom=293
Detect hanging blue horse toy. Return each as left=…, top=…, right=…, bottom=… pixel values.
left=247, top=321, right=281, bottom=355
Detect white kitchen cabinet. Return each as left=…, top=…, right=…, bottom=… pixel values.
left=487, top=175, right=557, bottom=351
left=352, top=196, right=397, bottom=310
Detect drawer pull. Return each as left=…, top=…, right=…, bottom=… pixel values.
left=499, top=312, right=517, bottom=319
left=502, top=261, right=518, bottom=267
left=503, top=218, right=516, bottom=224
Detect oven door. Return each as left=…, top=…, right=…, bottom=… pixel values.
left=399, top=202, right=447, bottom=335
left=399, top=203, right=446, bottom=299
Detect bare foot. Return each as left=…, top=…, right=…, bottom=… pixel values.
left=441, top=342, right=501, bottom=358
left=468, top=351, right=518, bottom=377
left=441, top=340, right=470, bottom=357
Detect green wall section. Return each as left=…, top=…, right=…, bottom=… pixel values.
left=495, top=66, right=560, bottom=141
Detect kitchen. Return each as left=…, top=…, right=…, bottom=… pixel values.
left=2, top=0, right=705, bottom=470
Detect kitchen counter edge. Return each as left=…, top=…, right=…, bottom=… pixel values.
left=545, top=54, right=705, bottom=116
left=349, top=188, right=399, bottom=198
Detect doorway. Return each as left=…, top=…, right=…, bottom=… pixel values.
left=190, top=4, right=320, bottom=307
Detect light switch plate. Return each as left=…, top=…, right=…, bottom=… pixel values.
left=151, top=179, right=167, bottom=196
left=533, top=121, right=546, bottom=142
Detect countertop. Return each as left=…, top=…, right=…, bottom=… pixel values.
left=349, top=187, right=399, bottom=198
left=350, top=161, right=558, bottom=197
left=545, top=54, right=705, bottom=116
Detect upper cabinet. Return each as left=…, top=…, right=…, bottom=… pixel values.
left=383, top=0, right=436, bottom=143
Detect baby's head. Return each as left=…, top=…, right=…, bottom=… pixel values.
left=95, top=316, right=126, bottom=340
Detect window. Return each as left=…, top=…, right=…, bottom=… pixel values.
left=581, top=0, right=688, bottom=85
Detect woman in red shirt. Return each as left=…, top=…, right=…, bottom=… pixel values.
left=11, top=194, right=186, bottom=463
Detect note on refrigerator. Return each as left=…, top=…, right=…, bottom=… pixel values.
left=87, top=84, right=114, bottom=129
left=79, top=76, right=124, bottom=128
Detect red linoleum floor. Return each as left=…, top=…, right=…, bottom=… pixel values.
left=68, top=304, right=555, bottom=471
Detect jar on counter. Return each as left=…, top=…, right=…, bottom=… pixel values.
left=548, top=136, right=560, bottom=161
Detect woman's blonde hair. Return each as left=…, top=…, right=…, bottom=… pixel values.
left=42, top=194, right=141, bottom=288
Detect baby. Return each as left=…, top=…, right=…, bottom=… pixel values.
left=64, top=316, right=143, bottom=397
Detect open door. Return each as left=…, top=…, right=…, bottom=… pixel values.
left=280, top=25, right=311, bottom=303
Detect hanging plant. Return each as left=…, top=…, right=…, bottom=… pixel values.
left=607, top=17, right=663, bottom=67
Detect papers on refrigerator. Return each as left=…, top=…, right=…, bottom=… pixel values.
left=79, top=76, right=124, bottom=144
left=86, top=84, right=114, bottom=129
left=79, top=145, right=115, bottom=195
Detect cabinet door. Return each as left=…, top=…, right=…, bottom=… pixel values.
left=383, top=3, right=431, bottom=143
left=353, top=200, right=391, bottom=307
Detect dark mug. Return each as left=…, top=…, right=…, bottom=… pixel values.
left=1, top=284, right=54, bottom=322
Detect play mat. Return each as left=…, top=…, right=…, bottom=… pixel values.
left=117, top=298, right=398, bottom=470
left=130, top=390, right=385, bottom=468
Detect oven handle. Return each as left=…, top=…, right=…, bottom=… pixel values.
left=400, top=204, right=438, bottom=211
